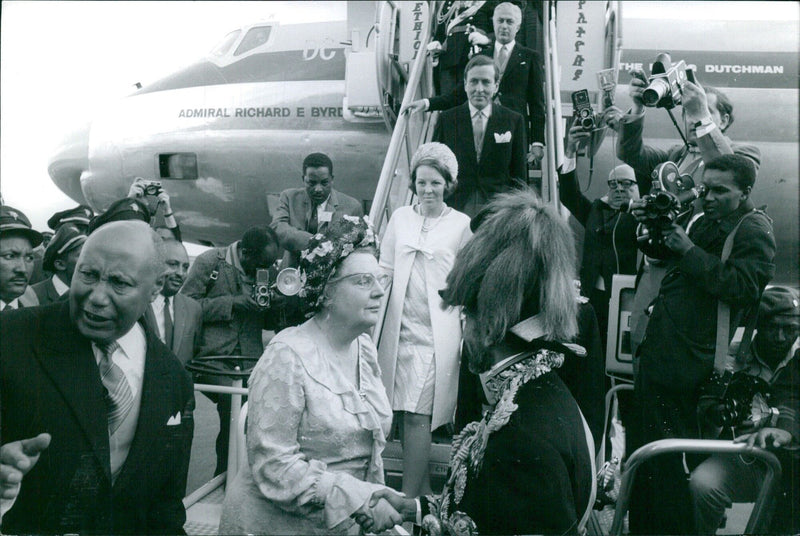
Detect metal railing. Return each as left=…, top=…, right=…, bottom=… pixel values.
left=369, top=1, right=439, bottom=235
left=610, top=439, right=782, bottom=536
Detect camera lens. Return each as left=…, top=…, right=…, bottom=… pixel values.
left=145, top=185, right=160, bottom=195
left=642, top=78, right=670, bottom=106
left=581, top=116, right=594, bottom=130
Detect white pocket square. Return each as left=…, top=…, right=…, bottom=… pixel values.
left=494, top=131, right=512, bottom=143
left=166, top=412, right=181, bottom=426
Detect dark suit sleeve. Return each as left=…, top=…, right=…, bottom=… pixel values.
left=557, top=168, right=593, bottom=226
left=148, top=370, right=194, bottom=534
left=526, top=50, right=546, bottom=145
left=616, top=112, right=672, bottom=188
left=428, top=87, right=467, bottom=112
left=432, top=114, right=444, bottom=143
left=510, top=112, right=527, bottom=182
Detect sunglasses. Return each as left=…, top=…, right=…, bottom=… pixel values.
left=607, top=180, right=636, bottom=190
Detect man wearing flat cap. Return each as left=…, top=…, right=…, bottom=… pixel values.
left=0, top=205, right=42, bottom=310
left=47, top=205, right=94, bottom=234
left=31, top=224, right=86, bottom=305
left=690, top=286, right=800, bottom=534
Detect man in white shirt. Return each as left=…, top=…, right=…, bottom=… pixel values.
left=31, top=224, right=86, bottom=305
left=0, top=205, right=42, bottom=311
left=0, top=220, right=194, bottom=534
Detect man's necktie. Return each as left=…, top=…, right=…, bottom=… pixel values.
left=307, top=206, right=319, bottom=234
left=163, top=296, right=174, bottom=349
left=97, top=341, right=134, bottom=435
left=497, top=44, right=509, bottom=76
left=473, top=110, right=485, bottom=161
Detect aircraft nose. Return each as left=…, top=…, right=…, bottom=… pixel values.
left=48, top=121, right=91, bottom=205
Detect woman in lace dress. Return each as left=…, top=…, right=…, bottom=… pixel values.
left=219, top=217, right=401, bottom=535
left=358, top=190, right=596, bottom=536
left=378, top=142, right=472, bottom=497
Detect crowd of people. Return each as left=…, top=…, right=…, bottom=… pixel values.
left=1, top=1, right=798, bottom=535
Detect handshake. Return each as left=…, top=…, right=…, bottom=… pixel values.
left=352, top=488, right=416, bottom=534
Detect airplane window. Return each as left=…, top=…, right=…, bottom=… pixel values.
left=159, top=153, right=198, bottom=180
left=234, top=26, right=272, bottom=56
left=210, top=30, right=241, bottom=57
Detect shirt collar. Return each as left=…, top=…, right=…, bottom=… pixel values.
left=52, top=274, right=70, bottom=295
left=495, top=40, right=515, bottom=54
left=468, top=101, right=492, bottom=119
left=0, top=298, right=19, bottom=310
left=92, top=322, right=145, bottom=362
left=226, top=241, right=250, bottom=280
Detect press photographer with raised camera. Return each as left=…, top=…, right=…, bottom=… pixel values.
left=559, top=111, right=639, bottom=348
left=611, top=55, right=762, bottom=359
left=126, top=176, right=182, bottom=241
left=626, top=154, right=776, bottom=535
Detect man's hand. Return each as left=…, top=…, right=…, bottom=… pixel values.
left=680, top=81, right=709, bottom=123
left=157, top=190, right=172, bottom=212
left=628, top=69, right=648, bottom=114
left=565, top=120, right=592, bottom=158
left=602, top=106, right=624, bottom=131
left=369, top=488, right=417, bottom=522
left=528, top=144, right=544, bottom=163
left=468, top=30, right=490, bottom=46
left=128, top=177, right=147, bottom=199
left=1, top=433, right=51, bottom=500
left=663, top=223, right=694, bottom=255
left=402, top=99, right=429, bottom=115
left=232, top=293, right=261, bottom=313
left=352, top=498, right=403, bottom=533
left=735, top=427, right=793, bottom=449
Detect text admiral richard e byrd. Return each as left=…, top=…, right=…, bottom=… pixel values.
left=177, top=106, right=344, bottom=118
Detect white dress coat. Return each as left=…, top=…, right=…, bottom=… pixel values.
left=378, top=204, right=472, bottom=429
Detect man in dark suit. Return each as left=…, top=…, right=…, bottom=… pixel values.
left=0, top=220, right=194, bottom=534
left=432, top=54, right=527, bottom=217
left=145, top=239, right=202, bottom=366
left=0, top=205, right=42, bottom=310
left=32, top=224, right=86, bottom=305
left=409, top=2, right=545, bottom=161
left=272, top=152, right=364, bottom=268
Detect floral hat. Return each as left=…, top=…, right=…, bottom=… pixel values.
left=298, top=215, right=378, bottom=311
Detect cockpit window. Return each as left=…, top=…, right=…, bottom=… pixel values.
left=234, top=26, right=272, bottom=56
left=210, top=30, right=241, bottom=57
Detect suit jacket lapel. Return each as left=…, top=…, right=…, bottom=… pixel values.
left=481, top=108, right=501, bottom=161
left=38, top=302, right=112, bottom=482
left=460, top=104, right=480, bottom=165
left=172, top=295, right=188, bottom=357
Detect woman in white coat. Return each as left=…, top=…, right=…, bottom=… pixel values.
left=378, top=142, right=472, bottom=496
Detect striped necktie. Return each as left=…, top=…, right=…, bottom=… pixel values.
left=97, top=341, right=134, bottom=435
left=473, top=110, right=485, bottom=161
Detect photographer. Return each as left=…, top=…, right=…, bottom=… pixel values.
left=613, top=72, right=761, bottom=358
left=690, top=286, right=799, bottom=535
left=627, top=154, right=775, bottom=535
left=181, top=225, right=281, bottom=475
left=560, top=110, right=639, bottom=346
left=126, top=177, right=182, bottom=240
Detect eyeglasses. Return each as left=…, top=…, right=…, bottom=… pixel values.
left=327, top=272, right=391, bottom=290
left=607, top=180, right=636, bottom=190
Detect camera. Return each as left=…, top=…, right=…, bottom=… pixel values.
left=254, top=269, right=271, bottom=308
left=571, top=89, right=597, bottom=131
left=252, top=267, right=303, bottom=309
left=642, top=53, right=695, bottom=109
left=141, top=179, right=163, bottom=196
left=619, top=161, right=706, bottom=259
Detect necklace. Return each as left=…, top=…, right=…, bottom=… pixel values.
left=418, top=204, right=448, bottom=232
